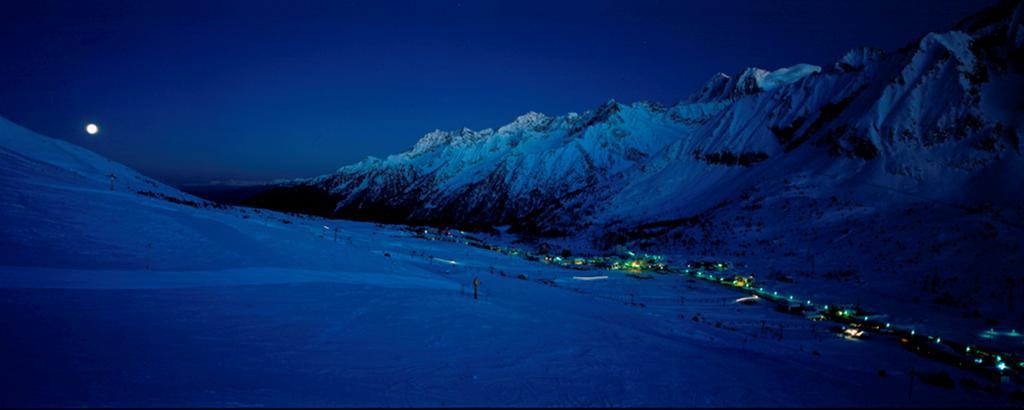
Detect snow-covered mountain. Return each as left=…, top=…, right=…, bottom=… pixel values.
left=244, top=0, right=1024, bottom=334
left=249, top=0, right=1023, bottom=239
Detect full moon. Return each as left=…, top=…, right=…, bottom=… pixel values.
left=85, top=123, right=99, bottom=135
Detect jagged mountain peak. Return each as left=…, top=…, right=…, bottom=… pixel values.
left=732, top=64, right=823, bottom=94
left=757, top=64, right=822, bottom=90
left=689, top=72, right=733, bottom=103
left=497, top=111, right=553, bottom=134
left=409, top=129, right=456, bottom=155
left=833, top=46, right=886, bottom=73
left=407, top=126, right=491, bottom=156
left=598, top=98, right=622, bottom=113
left=689, top=64, right=821, bottom=103
left=731, top=67, right=771, bottom=96
left=513, top=111, right=548, bottom=123
left=628, top=100, right=667, bottom=112
left=585, top=98, right=623, bottom=118
left=916, top=31, right=977, bottom=68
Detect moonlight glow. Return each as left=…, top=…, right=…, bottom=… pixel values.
left=85, top=123, right=99, bottom=135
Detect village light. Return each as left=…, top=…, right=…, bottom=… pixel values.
left=421, top=234, right=1024, bottom=381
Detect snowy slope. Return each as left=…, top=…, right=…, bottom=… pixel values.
left=1, top=117, right=1018, bottom=406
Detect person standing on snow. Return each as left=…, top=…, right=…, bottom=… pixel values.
left=473, top=277, right=480, bottom=300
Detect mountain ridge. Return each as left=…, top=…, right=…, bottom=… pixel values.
left=245, top=0, right=1023, bottom=243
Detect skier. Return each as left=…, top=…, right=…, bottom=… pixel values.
left=473, top=277, right=480, bottom=300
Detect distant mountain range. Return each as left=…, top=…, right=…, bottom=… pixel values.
left=246, top=0, right=1023, bottom=246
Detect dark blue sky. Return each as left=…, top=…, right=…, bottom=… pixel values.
left=1, top=0, right=988, bottom=185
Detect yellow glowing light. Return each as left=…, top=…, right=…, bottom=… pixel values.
left=85, top=123, right=99, bottom=135
left=843, top=328, right=865, bottom=338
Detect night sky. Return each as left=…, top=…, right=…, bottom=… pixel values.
left=1, top=0, right=988, bottom=186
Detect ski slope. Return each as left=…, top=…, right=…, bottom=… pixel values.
left=0, top=117, right=1018, bottom=406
